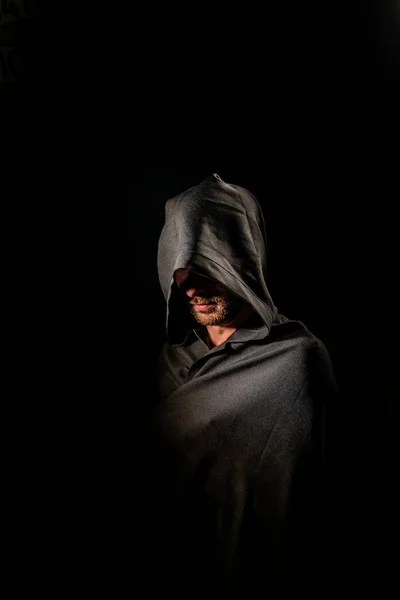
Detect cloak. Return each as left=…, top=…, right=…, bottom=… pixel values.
left=151, top=174, right=341, bottom=599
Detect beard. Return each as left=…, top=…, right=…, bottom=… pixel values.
left=189, top=294, right=244, bottom=326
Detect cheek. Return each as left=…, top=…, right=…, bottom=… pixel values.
left=220, top=294, right=235, bottom=307
left=213, top=283, right=232, bottom=299
left=225, top=294, right=242, bottom=309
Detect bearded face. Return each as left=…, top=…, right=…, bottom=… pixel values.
left=174, top=268, right=246, bottom=327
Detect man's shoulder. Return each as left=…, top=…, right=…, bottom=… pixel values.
left=267, top=320, right=336, bottom=383
left=269, top=319, right=321, bottom=349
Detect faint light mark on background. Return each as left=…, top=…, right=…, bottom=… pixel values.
left=0, top=0, right=39, bottom=82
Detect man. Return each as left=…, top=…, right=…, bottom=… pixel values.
left=150, top=173, right=341, bottom=599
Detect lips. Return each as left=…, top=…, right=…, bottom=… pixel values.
left=190, top=302, right=216, bottom=312
left=191, top=303, right=213, bottom=306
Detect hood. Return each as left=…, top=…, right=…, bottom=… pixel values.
left=157, top=173, right=282, bottom=345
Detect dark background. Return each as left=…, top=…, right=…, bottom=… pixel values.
left=2, top=0, right=399, bottom=595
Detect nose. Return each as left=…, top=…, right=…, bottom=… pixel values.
left=185, top=286, right=197, bottom=298
left=175, top=271, right=207, bottom=297
left=174, top=270, right=221, bottom=298
left=184, top=277, right=212, bottom=298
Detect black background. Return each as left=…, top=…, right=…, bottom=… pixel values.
left=2, top=0, right=399, bottom=596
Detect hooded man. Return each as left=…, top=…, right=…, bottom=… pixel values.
left=150, top=173, right=341, bottom=599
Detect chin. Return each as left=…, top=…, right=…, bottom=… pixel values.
left=194, top=316, right=214, bottom=326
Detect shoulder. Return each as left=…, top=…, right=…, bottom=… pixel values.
left=270, top=319, right=340, bottom=401
left=266, top=319, right=337, bottom=381
left=266, top=319, right=323, bottom=356
left=270, top=318, right=318, bottom=342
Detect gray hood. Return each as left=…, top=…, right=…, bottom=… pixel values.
left=157, top=173, right=283, bottom=344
